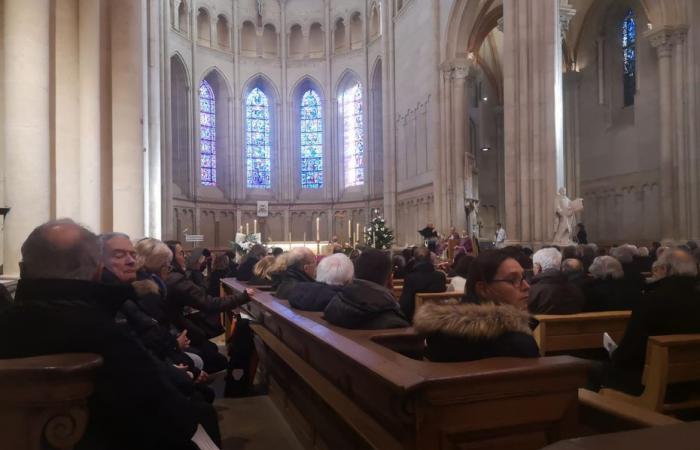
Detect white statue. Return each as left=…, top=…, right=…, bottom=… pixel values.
left=552, top=187, right=583, bottom=246
left=256, top=0, right=264, bottom=17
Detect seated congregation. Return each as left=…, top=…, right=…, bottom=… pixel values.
left=2, top=218, right=700, bottom=449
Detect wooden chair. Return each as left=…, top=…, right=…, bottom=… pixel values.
left=0, top=353, right=102, bottom=450
left=414, top=291, right=461, bottom=312
left=533, top=311, right=631, bottom=356
left=599, top=334, right=700, bottom=415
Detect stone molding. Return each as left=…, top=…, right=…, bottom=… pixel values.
left=646, top=26, right=689, bottom=58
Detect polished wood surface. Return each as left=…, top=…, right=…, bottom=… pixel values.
left=0, top=353, right=102, bottom=450
left=223, top=278, right=591, bottom=450
left=414, top=291, right=461, bottom=311
left=533, top=311, right=631, bottom=356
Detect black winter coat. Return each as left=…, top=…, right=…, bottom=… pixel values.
left=399, top=261, right=447, bottom=321
left=275, top=267, right=316, bottom=300
left=0, top=279, right=213, bottom=450
left=582, top=278, right=641, bottom=312
left=528, top=269, right=585, bottom=315
left=323, top=279, right=409, bottom=330
left=413, top=301, right=540, bottom=362
left=236, top=256, right=260, bottom=281
left=288, top=281, right=343, bottom=311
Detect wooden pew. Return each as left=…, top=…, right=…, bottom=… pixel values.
left=0, top=353, right=102, bottom=450
left=533, top=311, right=632, bottom=356
left=599, top=334, right=700, bottom=415
left=223, top=278, right=591, bottom=450
left=414, top=291, right=461, bottom=311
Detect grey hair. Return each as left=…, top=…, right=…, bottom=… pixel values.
left=98, top=232, right=131, bottom=259
left=134, top=238, right=173, bottom=273
left=561, top=258, right=583, bottom=275
left=20, top=219, right=100, bottom=280
left=533, top=247, right=562, bottom=272
left=316, top=253, right=354, bottom=286
left=638, top=246, right=650, bottom=257
left=288, top=247, right=315, bottom=269
left=656, top=249, right=698, bottom=278
left=589, top=256, right=624, bottom=280
left=610, top=244, right=638, bottom=264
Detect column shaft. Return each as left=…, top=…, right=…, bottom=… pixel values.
left=4, top=0, right=51, bottom=275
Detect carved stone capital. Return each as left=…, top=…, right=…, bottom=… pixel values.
left=646, top=26, right=688, bottom=58
left=559, top=2, right=576, bottom=39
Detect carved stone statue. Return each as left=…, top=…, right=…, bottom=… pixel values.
left=256, top=0, right=264, bottom=17
left=552, top=187, right=583, bottom=246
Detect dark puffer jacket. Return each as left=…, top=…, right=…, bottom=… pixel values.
left=399, top=261, right=447, bottom=322
left=323, top=279, right=409, bottom=330
left=274, top=267, right=316, bottom=300
left=288, top=281, right=343, bottom=311
left=527, top=269, right=585, bottom=315
left=413, top=302, right=540, bottom=362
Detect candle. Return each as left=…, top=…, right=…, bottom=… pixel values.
left=348, top=219, right=352, bottom=243
left=356, top=223, right=360, bottom=244
left=246, top=222, right=249, bottom=234
left=239, top=225, right=243, bottom=233
left=316, top=217, right=320, bottom=242
left=254, top=219, right=257, bottom=234
left=303, top=232, right=306, bottom=245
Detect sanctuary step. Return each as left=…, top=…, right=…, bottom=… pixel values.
left=216, top=396, right=304, bottom=450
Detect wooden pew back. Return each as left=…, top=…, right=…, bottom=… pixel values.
left=0, top=353, right=102, bottom=450
left=414, top=291, right=461, bottom=311
left=533, top=311, right=632, bottom=356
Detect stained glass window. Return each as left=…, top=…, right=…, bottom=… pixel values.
left=300, top=90, right=323, bottom=189
left=199, top=80, right=216, bottom=186
left=342, top=83, right=364, bottom=187
left=622, top=9, right=636, bottom=107
left=246, top=87, right=271, bottom=189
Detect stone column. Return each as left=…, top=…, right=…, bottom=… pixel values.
left=450, top=63, right=469, bottom=231
left=563, top=71, right=582, bottom=198
left=79, top=0, right=104, bottom=231
left=382, top=0, right=397, bottom=227
left=147, top=0, right=163, bottom=238
left=646, top=27, right=690, bottom=240
left=502, top=0, right=564, bottom=246
left=3, top=0, right=51, bottom=275
left=110, top=0, right=145, bottom=237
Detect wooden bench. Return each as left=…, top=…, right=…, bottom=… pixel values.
left=533, top=311, right=632, bottom=356
left=414, top=291, right=461, bottom=311
left=599, top=334, right=700, bottom=415
left=0, top=353, right=102, bottom=450
left=223, top=278, right=591, bottom=450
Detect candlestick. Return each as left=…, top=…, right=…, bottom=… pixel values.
left=316, top=217, right=320, bottom=242
left=246, top=222, right=249, bottom=234
left=356, top=223, right=360, bottom=245
left=254, top=219, right=257, bottom=234
left=347, top=219, right=352, bottom=244
left=239, top=225, right=243, bottom=233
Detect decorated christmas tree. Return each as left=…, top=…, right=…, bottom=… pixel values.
left=364, top=216, right=394, bottom=249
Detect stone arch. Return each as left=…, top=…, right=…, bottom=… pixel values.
left=196, top=7, right=211, bottom=45
left=309, top=22, right=324, bottom=58
left=198, top=68, right=232, bottom=194
left=170, top=53, right=191, bottom=198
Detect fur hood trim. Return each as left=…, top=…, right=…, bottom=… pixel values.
left=413, top=302, right=533, bottom=339
left=132, top=279, right=160, bottom=297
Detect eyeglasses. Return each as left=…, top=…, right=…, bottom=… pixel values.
left=491, top=276, right=528, bottom=288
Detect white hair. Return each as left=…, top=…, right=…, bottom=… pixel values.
left=315, top=253, right=354, bottom=286
left=638, top=246, right=649, bottom=257
left=135, top=238, right=173, bottom=273
left=533, top=247, right=562, bottom=272
left=589, top=256, right=624, bottom=280
left=610, top=244, right=638, bottom=264
left=657, top=249, right=698, bottom=278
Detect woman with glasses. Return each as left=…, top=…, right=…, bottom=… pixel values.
left=414, top=250, right=540, bottom=362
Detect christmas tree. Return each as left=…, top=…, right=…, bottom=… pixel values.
left=364, top=216, right=394, bottom=249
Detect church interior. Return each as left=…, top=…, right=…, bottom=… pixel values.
left=1, top=0, right=700, bottom=449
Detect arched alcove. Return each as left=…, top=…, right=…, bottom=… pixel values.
left=334, top=18, right=346, bottom=53
left=350, top=12, right=363, bottom=49
left=309, top=22, right=324, bottom=58
left=170, top=55, right=190, bottom=197
left=197, top=8, right=211, bottom=45
left=177, top=0, right=188, bottom=34
left=199, top=69, right=232, bottom=194
left=241, top=21, right=257, bottom=55
left=216, top=15, right=230, bottom=49
left=263, top=24, right=278, bottom=57
left=289, top=24, right=303, bottom=58
left=369, top=4, right=381, bottom=40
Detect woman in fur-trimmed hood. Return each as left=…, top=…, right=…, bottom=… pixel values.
left=414, top=250, right=540, bottom=362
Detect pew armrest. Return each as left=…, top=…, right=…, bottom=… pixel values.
left=578, top=388, right=681, bottom=427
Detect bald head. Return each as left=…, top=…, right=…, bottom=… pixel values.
left=561, top=258, right=583, bottom=275
left=289, top=247, right=317, bottom=279
left=21, top=219, right=100, bottom=280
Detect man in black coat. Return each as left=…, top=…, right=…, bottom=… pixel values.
left=288, top=253, right=353, bottom=311
left=274, top=247, right=317, bottom=299
left=399, top=246, right=447, bottom=321
left=324, top=249, right=409, bottom=330
left=0, top=219, right=219, bottom=450
left=598, top=250, right=700, bottom=395
left=527, top=248, right=584, bottom=315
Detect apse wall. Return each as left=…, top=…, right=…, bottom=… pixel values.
left=164, top=0, right=386, bottom=248
left=574, top=1, right=662, bottom=243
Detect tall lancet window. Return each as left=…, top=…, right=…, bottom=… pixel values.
left=342, top=83, right=364, bottom=187
left=300, top=90, right=323, bottom=188
left=245, top=87, right=272, bottom=189
left=622, top=9, right=636, bottom=107
left=199, top=80, right=216, bottom=186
